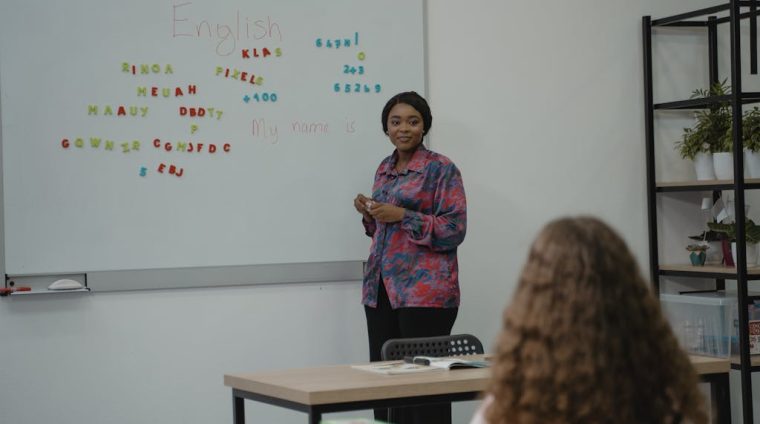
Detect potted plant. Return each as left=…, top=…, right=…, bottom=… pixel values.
left=689, top=229, right=723, bottom=264
left=676, top=127, right=714, bottom=180
left=743, top=107, right=760, bottom=178
left=677, top=80, right=732, bottom=180
left=686, top=243, right=709, bottom=266
left=707, top=219, right=760, bottom=266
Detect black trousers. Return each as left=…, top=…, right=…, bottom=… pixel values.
left=364, top=282, right=458, bottom=424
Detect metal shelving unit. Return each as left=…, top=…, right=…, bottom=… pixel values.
left=644, top=2, right=760, bottom=422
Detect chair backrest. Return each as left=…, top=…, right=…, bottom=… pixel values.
left=380, top=333, right=484, bottom=360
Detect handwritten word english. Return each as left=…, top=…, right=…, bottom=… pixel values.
left=172, top=1, right=282, bottom=56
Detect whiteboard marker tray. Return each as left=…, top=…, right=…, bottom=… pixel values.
left=7, top=288, right=91, bottom=297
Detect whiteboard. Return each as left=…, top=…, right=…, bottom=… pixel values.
left=0, top=0, right=425, bottom=275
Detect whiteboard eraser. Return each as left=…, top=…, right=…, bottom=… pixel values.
left=48, top=279, right=83, bottom=290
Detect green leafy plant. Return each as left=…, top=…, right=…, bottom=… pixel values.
left=743, top=107, right=760, bottom=152
left=707, top=219, right=760, bottom=243
left=676, top=80, right=733, bottom=158
left=689, top=230, right=722, bottom=242
left=676, top=127, right=710, bottom=160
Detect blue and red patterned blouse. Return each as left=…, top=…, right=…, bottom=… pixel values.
left=362, top=146, right=467, bottom=308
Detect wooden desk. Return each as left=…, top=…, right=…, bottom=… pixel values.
left=691, top=355, right=731, bottom=424
left=224, top=355, right=730, bottom=424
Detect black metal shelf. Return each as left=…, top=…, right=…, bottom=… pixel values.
left=658, top=264, right=760, bottom=280
left=652, top=2, right=758, bottom=27
left=656, top=179, right=760, bottom=192
left=730, top=355, right=760, bottom=372
left=645, top=3, right=759, bottom=422
left=654, top=92, right=760, bottom=110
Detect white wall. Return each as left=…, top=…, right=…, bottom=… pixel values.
left=2, top=1, right=758, bottom=424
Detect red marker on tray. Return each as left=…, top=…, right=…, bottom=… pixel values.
left=0, top=286, right=31, bottom=296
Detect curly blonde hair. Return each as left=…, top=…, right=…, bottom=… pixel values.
left=485, top=217, right=708, bottom=424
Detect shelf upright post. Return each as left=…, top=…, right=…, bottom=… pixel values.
left=729, top=0, right=754, bottom=422
left=751, top=0, right=757, bottom=74
left=642, top=16, right=659, bottom=291
left=709, top=16, right=719, bottom=86
left=708, top=16, right=727, bottom=292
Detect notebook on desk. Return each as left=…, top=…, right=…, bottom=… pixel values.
left=407, top=356, right=491, bottom=369
left=351, top=361, right=441, bottom=375
left=352, top=356, right=490, bottom=375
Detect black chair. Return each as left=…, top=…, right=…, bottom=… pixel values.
left=381, top=333, right=484, bottom=361
left=379, top=334, right=484, bottom=424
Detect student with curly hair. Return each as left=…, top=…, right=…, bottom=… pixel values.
left=471, top=216, right=708, bottom=424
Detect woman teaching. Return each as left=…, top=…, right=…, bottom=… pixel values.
left=353, top=91, right=467, bottom=424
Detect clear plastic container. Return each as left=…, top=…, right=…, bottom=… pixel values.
left=660, top=292, right=738, bottom=358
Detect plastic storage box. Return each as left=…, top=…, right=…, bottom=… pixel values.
left=660, top=292, right=738, bottom=358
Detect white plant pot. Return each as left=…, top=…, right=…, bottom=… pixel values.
left=732, top=242, right=759, bottom=266
left=694, top=152, right=716, bottom=180
left=746, top=149, right=760, bottom=178
left=714, top=152, right=734, bottom=180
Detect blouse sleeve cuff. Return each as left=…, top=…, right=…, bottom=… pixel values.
left=362, top=217, right=376, bottom=235
left=401, top=210, right=425, bottom=239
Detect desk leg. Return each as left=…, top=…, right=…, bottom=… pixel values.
left=710, top=372, right=731, bottom=424
left=308, top=411, right=321, bottom=424
left=233, top=394, right=245, bottom=424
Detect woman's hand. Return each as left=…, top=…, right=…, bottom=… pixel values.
left=368, top=202, right=406, bottom=223
left=354, top=194, right=373, bottom=221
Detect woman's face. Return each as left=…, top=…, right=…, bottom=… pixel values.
left=386, top=103, right=424, bottom=154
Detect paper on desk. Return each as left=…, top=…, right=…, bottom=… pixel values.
left=413, top=356, right=491, bottom=369
left=350, top=362, right=443, bottom=375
